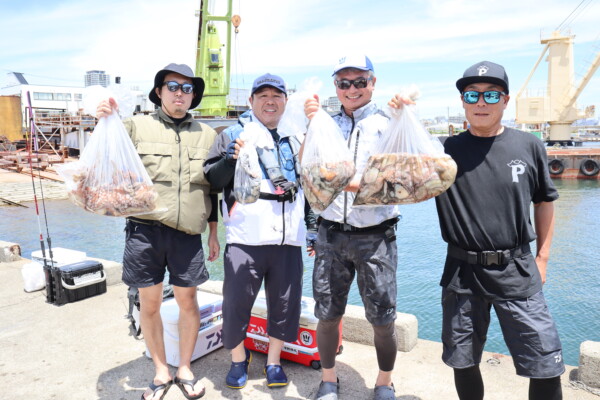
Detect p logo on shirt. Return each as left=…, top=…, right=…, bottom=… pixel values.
left=507, top=160, right=527, bottom=183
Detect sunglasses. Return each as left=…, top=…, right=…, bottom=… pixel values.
left=163, top=81, right=194, bottom=94
left=335, top=77, right=371, bottom=90
left=462, top=90, right=505, bottom=104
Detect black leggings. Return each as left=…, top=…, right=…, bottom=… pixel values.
left=453, top=366, right=562, bottom=400
left=317, top=318, right=397, bottom=371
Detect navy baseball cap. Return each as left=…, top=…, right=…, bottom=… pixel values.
left=456, top=61, right=509, bottom=94
left=332, top=54, right=374, bottom=76
left=251, top=73, right=287, bottom=96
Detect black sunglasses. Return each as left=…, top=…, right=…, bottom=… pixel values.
left=335, top=77, right=371, bottom=90
left=163, top=81, right=194, bottom=94
left=462, top=90, right=505, bottom=104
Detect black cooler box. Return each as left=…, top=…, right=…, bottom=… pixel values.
left=51, top=260, right=107, bottom=305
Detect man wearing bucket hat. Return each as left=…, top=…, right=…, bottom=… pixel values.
left=434, top=61, right=564, bottom=400
left=304, top=55, right=410, bottom=400
left=97, top=63, right=219, bottom=400
left=204, top=73, right=316, bottom=390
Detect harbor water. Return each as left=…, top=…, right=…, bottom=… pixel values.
left=1, top=179, right=598, bottom=367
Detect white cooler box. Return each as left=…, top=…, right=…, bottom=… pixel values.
left=142, top=292, right=224, bottom=367
left=31, top=247, right=87, bottom=267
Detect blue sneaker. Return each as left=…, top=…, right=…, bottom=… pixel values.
left=226, top=348, right=252, bottom=389
left=264, top=364, right=288, bottom=387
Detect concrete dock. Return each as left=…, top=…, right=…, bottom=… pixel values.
left=1, top=257, right=599, bottom=400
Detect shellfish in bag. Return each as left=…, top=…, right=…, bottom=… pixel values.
left=233, top=122, right=272, bottom=204
left=301, top=109, right=356, bottom=213
left=354, top=103, right=457, bottom=206
left=57, top=112, right=160, bottom=217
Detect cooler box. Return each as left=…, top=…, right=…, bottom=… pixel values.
left=31, top=247, right=87, bottom=267
left=51, top=260, right=106, bottom=306
left=244, top=291, right=343, bottom=369
left=143, top=292, right=224, bottom=367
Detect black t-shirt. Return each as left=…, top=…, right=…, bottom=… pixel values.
left=435, top=128, right=559, bottom=299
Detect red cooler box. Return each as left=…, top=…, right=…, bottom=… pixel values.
left=244, top=291, right=342, bottom=369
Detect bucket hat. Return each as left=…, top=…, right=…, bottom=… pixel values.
left=148, top=63, right=205, bottom=109
left=456, top=61, right=509, bottom=94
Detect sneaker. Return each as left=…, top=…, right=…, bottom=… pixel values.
left=264, top=364, right=288, bottom=387
left=225, top=348, right=252, bottom=389
left=373, top=383, right=395, bottom=400
left=315, top=379, right=339, bottom=400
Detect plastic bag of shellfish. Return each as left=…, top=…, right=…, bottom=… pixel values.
left=233, top=122, right=271, bottom=204
left=353, top=103, right=457, bottom=206
left=300, top=109, right=356, bottom=212
left=56, top=104, right=160, bottom=217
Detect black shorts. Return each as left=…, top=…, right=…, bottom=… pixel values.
left=312, top=223, right=398, bottom=326
left=221, top=243, right=303, bottom=349
left=122, top=219, right=208, bottom=288
left=441, top=288, right=565, bottom=378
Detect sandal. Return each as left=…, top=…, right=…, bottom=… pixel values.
left=174, top=376, right=206, bottom=399
left=141, top=380, right=172, bottom=400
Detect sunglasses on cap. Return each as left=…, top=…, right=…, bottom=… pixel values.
left=335, top=77, right=372, bottom=90
left=163, top=81, right=194, bottom=94
left=462, top=90, right=505, bottom=104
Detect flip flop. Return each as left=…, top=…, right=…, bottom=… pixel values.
left=174, top=376, right=206, bottom=399
left=141, top=380, right=172, bottom=400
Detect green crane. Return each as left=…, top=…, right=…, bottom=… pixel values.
left=195, top=0, right=239, bottom=117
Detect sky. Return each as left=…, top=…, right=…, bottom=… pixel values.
left=1, top=0, right=599, bottom=120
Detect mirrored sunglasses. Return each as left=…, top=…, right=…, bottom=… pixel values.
left=163, top=81, right=194, bottom=94
left=335, top=77, right=371, bottom=90
left=462, top=90, right=505, bottom=104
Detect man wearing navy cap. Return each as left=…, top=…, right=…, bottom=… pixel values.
left=435, top=61, right=564, bottom=400
left=204, top=73, right=316, bottom=390
left=304, top=55, right=408, bottom=400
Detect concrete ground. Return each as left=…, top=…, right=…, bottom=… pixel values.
left=1, top=258, right=598, bottom=400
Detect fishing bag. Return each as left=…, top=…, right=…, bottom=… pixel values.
left=354, top=101, right=457, bottom=206
left=300, top=109, right=356, bottom=212
left=56, top=90, right=160, bottom=217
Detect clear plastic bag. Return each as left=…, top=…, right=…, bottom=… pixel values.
left=300, top=109, right=356, bottom=212
left=354, top=101, right=457, bottom=206
left=233, top=122, right=272, bottom=204
left=56, top=100, right=159, bottom=217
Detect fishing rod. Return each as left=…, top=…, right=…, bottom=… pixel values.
left=25, top=91, right=55, bottom=303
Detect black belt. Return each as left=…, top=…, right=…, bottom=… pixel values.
left=321, top=217, right=398, bottom=233
left=127, top=217, right=168, bottom=228
left=447, top=243, right=530, bottom=266
left=258, top=188, right=297, bottom=202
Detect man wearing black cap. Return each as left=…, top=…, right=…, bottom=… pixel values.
left=434, top=61, right=564, bottom=400
left=204, top=73, right=316, bottom=390
left=98, top=63, right=219, bottom=400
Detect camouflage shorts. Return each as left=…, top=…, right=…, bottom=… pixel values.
left=312, top=223, right=398, bottom=325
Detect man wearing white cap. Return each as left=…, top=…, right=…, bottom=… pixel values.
left=304, top=55, right=409, bottom=400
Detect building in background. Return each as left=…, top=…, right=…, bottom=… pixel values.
left=84, top=70, right=110, bottom=88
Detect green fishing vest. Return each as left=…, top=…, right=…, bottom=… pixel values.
left=124, top=110, right=217, bottom=235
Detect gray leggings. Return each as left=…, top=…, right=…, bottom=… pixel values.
left=317, top=317, right=397, bottom=371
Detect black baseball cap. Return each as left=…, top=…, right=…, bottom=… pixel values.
left=149, top=63, right=205, bottom=109
left=456, top=61, right=509, bottom=94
